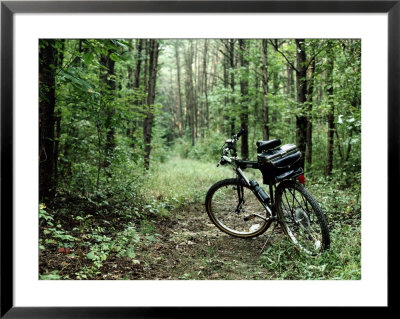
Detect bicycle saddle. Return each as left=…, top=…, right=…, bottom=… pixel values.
left=256, top=139, right=281, bottom=153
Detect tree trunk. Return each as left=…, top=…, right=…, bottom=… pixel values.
left=305, top=58, right=315, bottom=167
left=192, top=41, right=199, bottom=140
left=133, top=39, right=143, bottom=90
left=174, top=41, right=183, bottom=135
left=203, top=39, right=209, bottom=132
left=39, top=39, right=58, bottom=199
left=239, top=39, right=249, bottom=160
left=287, top=65, right=295, bottom=100
left=326, top=45, right=335, bottom=175
left=143, top=39, right=159, bottom=169
left=130, top=39, right=144, bottom=147
left=261, top=39, right=269, bottom=140
left=223, top=42, right=229, bottom=134
left=229, top=39, right=236, bottom=136
left=295, top=39, right=308, bottom=169
left=100, top=46, right=116, bottom=171
left=271, top=71, right=279, bottom=123
left=53, top=40, right=65, bottom=186
left=184, top=40, right=195, bottom=146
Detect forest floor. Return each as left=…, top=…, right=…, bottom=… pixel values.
left=40, top=201, right=287, bottom=280
left=110, top=202, right=283, bottom=280
left=40, top=157, right=361, bottom=280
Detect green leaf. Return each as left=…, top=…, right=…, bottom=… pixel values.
left=126, top=247, right=136, bottom=259
left=87, top=251, right=95, bottom=260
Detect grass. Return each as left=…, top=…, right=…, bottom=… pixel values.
left=260, top=224, right=361, bottom=279
left=147, top=155, right=362, bottom=280
left=40, top=155, right=361, bottom=280
left=145, top=155, right=235, bottom=206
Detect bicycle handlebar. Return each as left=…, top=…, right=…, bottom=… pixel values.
left=231, top=128, right=245, bottom=142
left=217, top=129, right=246, bottom=167
left=236, top=128, right=245, bottom=139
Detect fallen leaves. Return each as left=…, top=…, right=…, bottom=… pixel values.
left=58, top=247, right=71, bottom=255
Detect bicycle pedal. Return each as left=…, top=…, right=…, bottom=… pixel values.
left=243, top=215, right=255, bottom=221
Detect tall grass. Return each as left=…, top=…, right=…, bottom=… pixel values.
left=146, top=156, right=235, bottom=205
left=146, top=156, right=361, bottom=280
left=260, top=224, right=361, bottom=279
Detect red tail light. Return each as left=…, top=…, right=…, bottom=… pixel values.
left=297, top=174, right=306, bottom=184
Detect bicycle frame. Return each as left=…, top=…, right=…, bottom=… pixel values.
left=233, top=161, right=276, bottom=221
left=218, top=130, right=286, bottom=223
left=210, top=129, right=330, bottom=252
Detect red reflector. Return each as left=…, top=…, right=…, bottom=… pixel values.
left=297, top=175, right=306, bottom=184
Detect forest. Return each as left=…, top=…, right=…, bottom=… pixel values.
left=39, top=38, right=361, bottom=280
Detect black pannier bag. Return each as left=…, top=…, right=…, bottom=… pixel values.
left=257, top=143, right=303, bottom=185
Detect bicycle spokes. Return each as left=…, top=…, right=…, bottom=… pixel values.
left=278, top=184, right=327, bottom=254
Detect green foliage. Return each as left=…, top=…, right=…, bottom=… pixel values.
left=172, top=131, right=224, bottom=162
left=260, top=173, right=361, bottom=279
left=260, top=224, right=361, bottom=280
left=39, top=270, right=62, bottom=280
left=145, top=156, right=233, bottom=207
left=40, top=38, right=361, bottom=280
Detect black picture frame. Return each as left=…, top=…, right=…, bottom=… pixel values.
left=1, top=0, right=395, bottom=317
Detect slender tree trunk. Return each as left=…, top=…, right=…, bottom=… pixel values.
left=287, top=65, right=295, bottom=100
left=203, top=39, right=209, bottom=132
left=223, top=43, right=229, bottom=135
left=53, top=40, right=65, bottom=186
left=130, top=39, right=144, bottom=147
left=126, top=43, right=133, bottom=137
left=326, top=45, right=335, bottom=175
left=143, top=40, right=150, bottom=103
left=271, top=71, right=279, bottom=123
left=239, top=39, right=249, bottom=160
left=39, top=40, right=58, bottom=199
left=133, top=39, right=144, bottom=90
left=305, top=58, right=315, bottom=167
left=174, top=41, right=183, bottom=135
left=261, top=39, right=269, bottom=140
left=229, top=39, right=236, bottom=136
left=143, top=39, right=159, bottom=169
left=193, top=41, right=199, bottom=140
left=100, top=47, right=116, bottom=171
left=184, top=40, right=195, bottom=146
left=295, top=39, right=308, bottom=169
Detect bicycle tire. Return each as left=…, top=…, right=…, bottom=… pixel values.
left=275, top=180, right=330, bottom=254
left=205, top=178, right=272, bottom=238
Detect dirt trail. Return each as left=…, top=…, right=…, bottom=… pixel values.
left=120, top=202, right=285, bottom=280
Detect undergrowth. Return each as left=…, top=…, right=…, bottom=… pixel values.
left=40, top=155, right=361, bottom=280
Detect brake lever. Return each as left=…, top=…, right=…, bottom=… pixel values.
left=222, top=155, right=232, bottom=163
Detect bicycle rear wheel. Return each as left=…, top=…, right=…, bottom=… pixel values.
left=205, top=178, right=272, bottom=238
left=276, top=180, right=330, bottom=254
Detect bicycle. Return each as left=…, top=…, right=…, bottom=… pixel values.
left=205, top=129, right=330, bottom=255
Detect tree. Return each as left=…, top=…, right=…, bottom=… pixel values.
left=229, top=39, right=236, bottom=136
left=39, top=39, right=62, bottom=199
left=326, top=42, right=335, bottom=175
left=239, top=39, right=249, bottom=159
left=99, top=42, right=116, bottom=171
left=130, top=39, right=144, bottom=146
left=143, top=39, right=160, bottom=169
left=184, top=40, right=196, bottom=146
left=305, top=56, right=315, bottom=166
left=295, top=39, right=308, bottom=169
left=261, top=39, right=269, bottom=140
left=202, top=39, right=210, bottom=132
left=174, top=40, right=183, bottom=136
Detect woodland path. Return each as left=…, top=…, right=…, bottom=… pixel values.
left=103, top=202, right=285, bottom=280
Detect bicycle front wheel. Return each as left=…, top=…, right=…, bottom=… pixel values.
left=276, top=180, right=330, bottom=254
left=205, top=178, right=272, bottom=238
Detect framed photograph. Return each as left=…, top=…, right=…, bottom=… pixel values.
left=1, top=0, right=395, bottom=317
